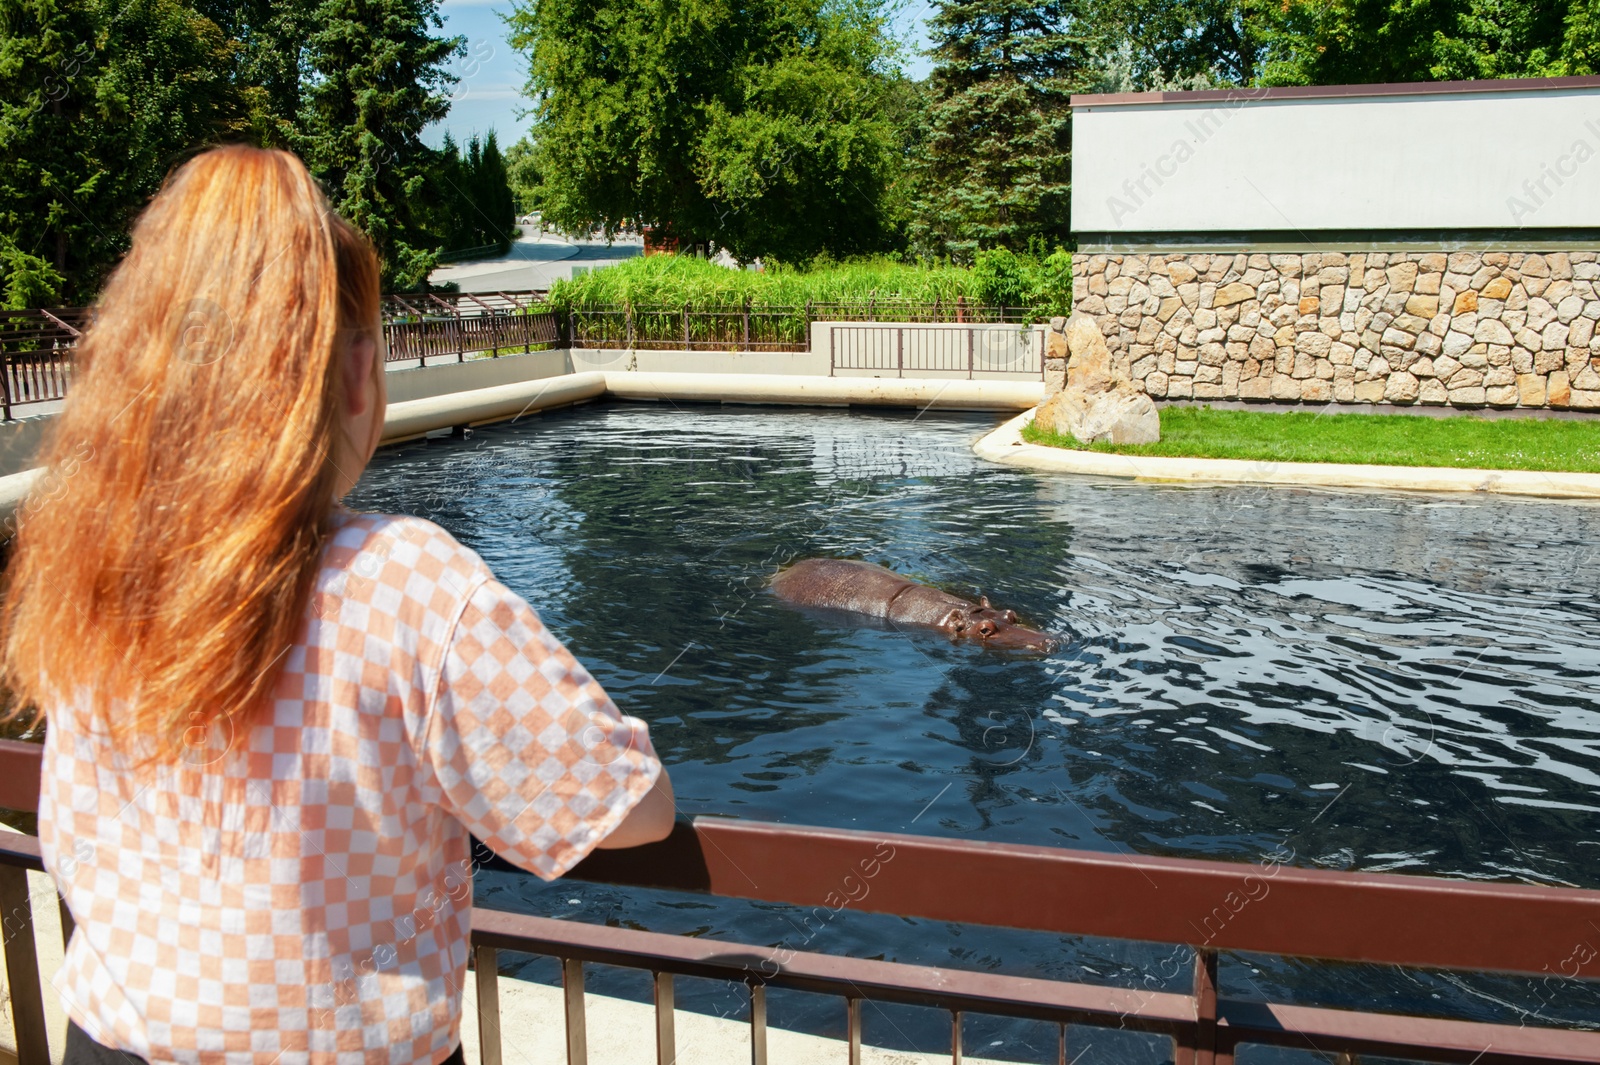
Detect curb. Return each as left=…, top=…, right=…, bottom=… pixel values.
left=972, top=410, right=1600, bottom=500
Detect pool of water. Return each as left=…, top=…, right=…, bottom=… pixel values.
left=350, top=402, right=1600, bottom=1059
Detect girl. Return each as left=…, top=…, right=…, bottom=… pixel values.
left=1, top=145, right=673, bottom=1065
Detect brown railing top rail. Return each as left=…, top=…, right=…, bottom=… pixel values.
left=2, top=738, right=1596, bottom=982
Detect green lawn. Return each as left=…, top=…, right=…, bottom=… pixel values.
left=1021, top=405, right=1600, bottom=473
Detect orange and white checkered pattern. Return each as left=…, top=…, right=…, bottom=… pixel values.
left=38, top=511, right=661, bottom=1065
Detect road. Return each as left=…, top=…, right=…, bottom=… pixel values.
left=428, top=230, right=643, bottom=293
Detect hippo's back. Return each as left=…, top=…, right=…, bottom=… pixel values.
left=770, top=558, right=916, bottom=618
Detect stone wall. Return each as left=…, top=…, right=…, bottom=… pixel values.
left=1070, top=251, right=1600, bottom=410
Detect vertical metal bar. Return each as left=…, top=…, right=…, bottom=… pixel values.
left=950, top=1010, right=962, bottom=1065
left=742, top=298, right=750, bottom=352
left=474, top=944, right=503, bottom=1065
left=1, top=351, right=13, bottom=422
left=1057, top=1023, right=1067, bottom=1065
left=829, top=325, right=835, bottom=377
left=846, top=997, right=861, bottom=1065
left=1192, top=947, right=1219, bottom=1065
left=748, top=982, right=767, bottom=1065
left=456, top=306, right=464, bottom=363
left=683, top=301, right=690, bottom=350
left=896, top=327, right=903, bottom=378
left=562, top=956, right=588, bottom=1065
left=0, top=865, right=50, bottom=1065
left=654, top=972, right=676, bottom=1065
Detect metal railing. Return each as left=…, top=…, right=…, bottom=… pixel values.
left=379, top=291, right=559, bottom=366
left=826, top=323, right=1047, bottom=379
left=0, top=739, right=1595, bottom=1065
left=565, top=301, right=1041, bottom=354
left=0, top=294, right=1052, bottom=417
left=0, top=295, right=557, bottom=417
left=0, top=310, right=86, bottom=420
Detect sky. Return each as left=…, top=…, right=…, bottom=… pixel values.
left=425, top=0, right=937, bottom=149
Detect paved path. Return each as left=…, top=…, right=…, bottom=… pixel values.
left=430, top=232, right=642, bottom=293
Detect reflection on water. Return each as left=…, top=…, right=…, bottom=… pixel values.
left=351, top=402, right=1600, bottom=1057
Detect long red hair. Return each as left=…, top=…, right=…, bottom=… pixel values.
left=1, top=145, right=380, bottom=760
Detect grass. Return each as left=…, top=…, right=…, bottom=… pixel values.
left=550, top=254, right=982, bottom=310
left=1020, top=405, right=1600, bottom=474
left=547, top=250, right=1074, bottom=317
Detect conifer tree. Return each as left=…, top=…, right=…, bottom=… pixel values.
left=298, top=0, right=460, bottom=288
left=910, top=0, right=1086, bottom=259
left=0, top=0, right=239, bottom=305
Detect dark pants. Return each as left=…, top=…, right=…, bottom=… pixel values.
left=66, top=1021, right=468, bottom=1065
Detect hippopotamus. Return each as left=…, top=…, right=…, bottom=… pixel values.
left=770, top=559, right=1057, bottom=653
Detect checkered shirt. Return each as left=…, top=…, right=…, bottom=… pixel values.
left=38, top=511, right=662, bottom=1065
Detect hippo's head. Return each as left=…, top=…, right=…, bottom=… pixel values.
left=947, top=597, right=1058, bottom=653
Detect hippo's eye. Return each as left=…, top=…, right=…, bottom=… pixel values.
left=977, top=619, right=998, bottom=637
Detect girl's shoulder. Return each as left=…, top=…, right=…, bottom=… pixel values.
left=320, top=510, right=496, bottom=607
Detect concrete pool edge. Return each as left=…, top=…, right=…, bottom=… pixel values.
left=379, top=371, right=1045, bottom=445
left=973, top=410, right=1600, bottom=500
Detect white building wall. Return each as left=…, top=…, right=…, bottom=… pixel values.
left=1071, top=84, right=1600, bottom=234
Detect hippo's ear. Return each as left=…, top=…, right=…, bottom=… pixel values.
left=979, top=595, right=992, bottom=609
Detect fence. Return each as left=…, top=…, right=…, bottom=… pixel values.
left=0, top=738, right=1594, bottom=1065
left=0, top=310, right=85, bottom=421
left=826, top=323, right=1047, bottom=379
left=380, top=291, right=560, bottom=366
left=566, top=301, right=1040, bottom=353
left=0, top=296, right=1053, bottom=419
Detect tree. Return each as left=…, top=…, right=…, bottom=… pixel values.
left=192, top=0, right=318, bottom=143
left=910, top=0, right=1087, bottom=258
left=424, top=130, right=517, bottom=253
left=506, top=0, right=908, bottom=261
left=0, top=0, right=241, bottom=306
left=503, top=135, right=542, bottom=214
left=297, top=0, right=461, bottom=288
left=1246, top=0, right=1567, bottom=84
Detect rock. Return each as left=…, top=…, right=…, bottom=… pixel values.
left=1454, top=290, right=1479, bottom=314
left=1240, top=376, right=1272, bottom=400
left=1348, top=380, right=1379, bottom=403
left=1385, top=371, right=1420, bottom=404
left=1481, top=277, right=1512, bottom=300
left=1419, top=378, right=1449, bottom=404
left=1405, top=295, right=1439, bottom=318
left=1035, top=387, right=1161, bottom=445
left=1549, top=370, right=1572, bottom=406
left=1386, top=262, right=1419, bottom=292
left=1168, top=262, right=1198, bottom=285
left=1474, top=319, right=1514, bottom=345
left=1516, top=374, right=1547, bottom=406
left=1033, top=314, right=1160, bottom=445
left=1301, top=378, right=1332, bottom=403
left=1571, top=390, right=1600, bottom=410
left=1215, top=282, right=1254, bottom=308
left=1448, top=386, right=1487, bottom=406
left=1572, top=317, right=1595, bottom=348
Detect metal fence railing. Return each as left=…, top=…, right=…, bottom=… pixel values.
left=0, top=310, right=86, bottom=421
left=825, top=323, right=1047, bottom=379
left=0, top=738, right=1595, bottom=1065
left=565, top=301, right=1041, bottom=354
left=379, top=291, right=559, bottom=366
left=3, top=295, right=1049, bottom=417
